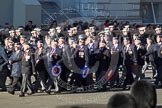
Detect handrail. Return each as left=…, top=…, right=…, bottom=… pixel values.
left=58, top=9, right=73, bottom=23
left=41, top=8, right=55, bottom=20
left=151, top=0, right=157, bottom=24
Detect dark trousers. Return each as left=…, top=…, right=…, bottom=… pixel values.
left=155, top=65, right=162, bottom=86
left=134, top=65, right=143, bottom=80
left=0, top=68, right=11, bottom=90
left=60, top=66, right=68, bottom=83
left=8, top=77, right=21, bottom=92
left=123, top=65, right=134, bottom=87
left=34, top=71, right=47, bottom=91
left=46, top=77, right=59, bottom=92
left=96, top=70, right=107, bottom=89
left=20, top=74, right=33, bottom=93
left=69, top=73, right=91, bottom=88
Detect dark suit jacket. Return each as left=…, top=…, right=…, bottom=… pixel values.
left=56, top=44, right=73, bottom=70
left=122, top=44, right=138, bottom=66
left=21, top=49, right=35, bottom=75
left=96, top=47, right=111, bottom=72
left=154, top=43, right=161, bottom=65
left=74, top=45, right=89, bottom=69
left=9, top=50, right=22, bottom=77
left=111, top=44, right=123, bottom=66
left=35, top=48, right=46, bottom=72
left=48, top=47, right=62, bottom=66
left=157, top=44, right=162, bottom=66
left=108, top=31, right=116, bottom=41
left=145, top=44, right=155, bottom=62
left=139, top=33, right=148, bottom=45
left=87, top=43, right=98, bottom=67
left=136, top=45, right=146, bottom=66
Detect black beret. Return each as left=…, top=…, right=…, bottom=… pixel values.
left=113, top=36, right=119, bottom=40
left=37, top=40, right=43, bottom=44
left=20, top=35, right=27, bottom=39
left=5, top=38, right=9, bottom=41
left=59, top=36, right=65, bottom=40
left=157, top=34, right=162, bottom=38
left=79, top=37, right=86, bottom=41
left=51, top=38, right=58, bottom=42
left=8, top=38, right=13, bottom=42
left=24, top=41, right=31, bottom=46
left=133, top=33, right=139, bottom=37
left=123, top=37, right=130, bottom=41
left=14, top=42, right=21, bottom=46
left=72, top=40, right=78, bottom=44
left=147, top=36, right=152, bottom=40
left=136, top=37, right=141, bottom=41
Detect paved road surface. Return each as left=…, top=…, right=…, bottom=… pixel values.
left=0, top=89, right=162, bottom=108
left=0, top=70, right=162, bottom=108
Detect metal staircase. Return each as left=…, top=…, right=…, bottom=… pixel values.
left=40, top=1, right=82, bottom=25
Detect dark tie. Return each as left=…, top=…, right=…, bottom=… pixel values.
left=124, top=46, right=127, bottom=52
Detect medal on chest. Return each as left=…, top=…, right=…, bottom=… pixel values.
left=25, top=54, right=30, bottom=61
left=160, top=50, right=162, bottom=54
left=79, top=51, right=84, bottom=58
left=128, top=48, right=133, bottom=55
left=103, top=56, right=106, bottom=59
left=54, top=54, right=58, bottom=59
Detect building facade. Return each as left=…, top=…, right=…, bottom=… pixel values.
left=0, top=0, right=41, bottom=27
left=0, top=0, right=162, bottom=27
left=54, top=0, right=162, bottom=23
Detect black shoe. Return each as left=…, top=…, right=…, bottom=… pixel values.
left=155, top=85, right=160, bottom=89
left=7, top=90, right=15, bottom=95
left=101, top=86, right=107, bottom=91
left=54, top=90, right=61, bottom=94
left=19, top=92, right=25, bottom=97
left=39, top=89, right=46, bottom=93
left=45, top=90, right=51, bottom=95
left=122, top=86, right=127, bottom=90
left=0, top=88, right=7, bottom=92
left=141, top=74, right=145, bottom=79
left=27, top=91, right=34, bottom=95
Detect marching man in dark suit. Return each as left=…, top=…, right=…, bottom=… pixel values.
left=153, top=26, right=161, bottom=43
left=96, top=40, right=111, bottom=91
left=99, top=32, right=112, bottom=50
left=134, top=37, right=146, bottom=80
left=19, top=42, right=35, bottom=97
left=110, top=37, right=122, bottom=87
left=142, top=37, right=157, bottom=78
left=86, top=36, right=98, bottom=85
left=57, top=37, right=70, bottom=88
left=74, top=36, right=89, bottom=88
left=154, top=35, right=162, bottom=88
left=138, top=27, right=148, bottom=45
left=0, top=44, right=8, bottom=91
left=7, top=43, right=22, bottom=94
left=34, top=40, right=47, bottom=92
left=122, top=37, right=138, bottom=89
left=46, top=40, right=62, bottom=94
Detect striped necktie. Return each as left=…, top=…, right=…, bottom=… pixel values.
left=50, top=48, right=56, bottom=55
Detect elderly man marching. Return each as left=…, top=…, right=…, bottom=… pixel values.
left=7, top=43, right=22, bottom=94
left=19, top=42, right=35, bottom=97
